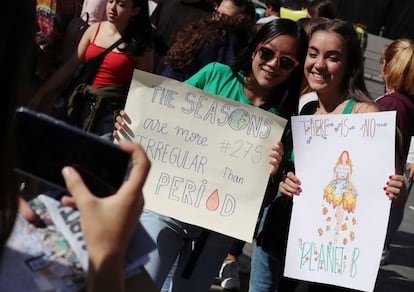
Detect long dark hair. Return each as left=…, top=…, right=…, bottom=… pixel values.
left=226, top=0, right=257, bottom=19
left=122, top=0, right=152, bottom=56
left=232, top=18, right=308, bottom=118
left=307, top=0, right=336, bottom=19
left=282, top=0, right=308, bottom=10
left=308, top=19, right=371, bottom=102
left=1, top=0, right=36, bottom=255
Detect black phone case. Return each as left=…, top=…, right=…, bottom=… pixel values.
left=14, top=107, right=130, bottom=197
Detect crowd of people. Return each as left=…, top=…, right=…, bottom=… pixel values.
left=2, top=0, right=413, bottom=291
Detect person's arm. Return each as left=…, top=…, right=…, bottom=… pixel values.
left=387, top=127, right=409, bottom=207
left=29, top=23, right=97, bottom=112
left=61, top=141, right=150, bottom=292
left=408, top=163, right=414, bottom=181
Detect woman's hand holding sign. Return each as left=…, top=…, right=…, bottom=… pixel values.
left=269, top=141, right=284, bottom=176
left=113, top=110, right=133, bottom=141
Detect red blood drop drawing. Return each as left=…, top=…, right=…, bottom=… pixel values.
left=206, top=189, right=219, bottom=211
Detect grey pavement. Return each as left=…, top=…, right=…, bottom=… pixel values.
left=211, top=184, right=414, bottom=292
left=374, top=184, right=414, bottom=292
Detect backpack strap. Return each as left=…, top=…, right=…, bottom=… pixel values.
left=101, top=38, right=124, bottom=56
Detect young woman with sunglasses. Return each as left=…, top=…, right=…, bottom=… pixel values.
left=253, top=19, right=406, bottom=292
left=114, top=18, right=307, bottom=292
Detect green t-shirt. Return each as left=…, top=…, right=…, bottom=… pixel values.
left=185, top=62, right=279, bottom=115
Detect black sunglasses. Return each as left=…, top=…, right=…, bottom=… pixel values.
left=257, top=46, right=299, bottom=71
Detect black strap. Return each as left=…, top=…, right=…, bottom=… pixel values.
left=99, top=38, right=124, bottom=58
left=181, top=230, right=210, bottom=279
left=85, top=12, right=89, bottom=24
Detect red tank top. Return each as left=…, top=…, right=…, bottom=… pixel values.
left=84, top=22, right=135, bottom=87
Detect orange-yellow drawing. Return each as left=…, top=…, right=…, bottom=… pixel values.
left=323, top=150, right=357, bottom=212
left=318, top=228, right=323, bottom=236
left=322, top=150, right=358, bottom=243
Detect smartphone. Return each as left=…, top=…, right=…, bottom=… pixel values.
left=14, top=107, right=131, bottom=197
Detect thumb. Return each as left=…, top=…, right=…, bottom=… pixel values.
left=61, top=166, right=94, bottom=205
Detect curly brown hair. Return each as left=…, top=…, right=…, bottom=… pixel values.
left=164, top=14, right=255, bottom=71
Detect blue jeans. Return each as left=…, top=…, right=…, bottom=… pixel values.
left=249, top=202, right=299, bottom=292
left=141, top=209, right=233, bottom=292
left=249, top=205, right=283, bottom=292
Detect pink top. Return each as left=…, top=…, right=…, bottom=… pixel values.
left=81, top=0, right=107, bottom=25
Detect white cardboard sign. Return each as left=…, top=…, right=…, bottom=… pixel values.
left=284, top=111, right=396, bottom=291
left=120, top=70, right=287, bottom=242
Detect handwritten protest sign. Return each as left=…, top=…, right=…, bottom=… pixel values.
left=284, top=111, right=396, bottom=291
left=120, top=70, right=287, bottom=242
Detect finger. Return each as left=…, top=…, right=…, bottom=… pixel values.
left=269, top=151, right=282, bottom=164
left=280, top=178, right=300, bottom=195
left=117, top=141, right=151, bottom=197
left=269, top=160, right=281, bottom=176
left=388, top=174, right=404, bottom=182
left=18, top=196, right=37, bottom=222
left=269, top=146, right=282, bottom=157
left=385, top=192, right=396, bottom=200
left=279, top=183, right=296, bottom=197
left=117, top=128, right=133, bottom=141
left=287, top=181, right=302, bottom=195
left=387, top=175, right=404, bottom=188
left=115, top=114, right=125, bottom=124
left=61, top=166, right=94, bottom=207
left=120, top=110, right=131, bottom=124
left=113, top=129, right=120, bottom=141
left=114, top=118, right=133, bottom=139
left=61, top=195, right=77, bottom=208
left=269, top=157, right=281, bottom=167
left=286, top=172, right=301, bottom=185
left=114, top=120, right=124, bottom=130
left=271, top=142, right=284, bottom=154
left=283, top=172, right=302, bottom=195
left=384, top=185, right=400, bottom=195
left=388, top=180, right=404, bottom=189
left=408, top=168, right=414, bottom=180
